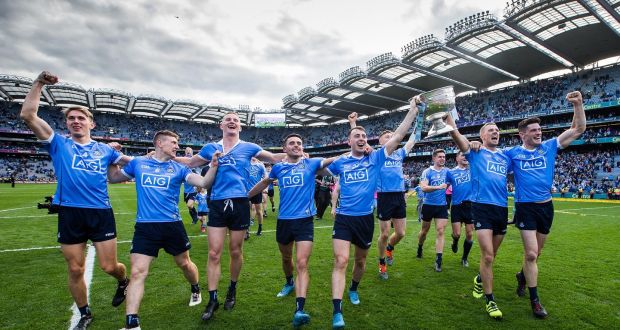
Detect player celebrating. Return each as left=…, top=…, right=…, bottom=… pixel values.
left=446, top=151, right=474, bottom=267
left=447, top=114, right=511, bottom=319
left=248, top=133, right=335, bottom=327
left=507, top=91, right=585, bottom=318
left=109, top=130, right=218, bottom=329
left=195, top=187, right=209, bottom=233
left=20, top=71, right=130, bottom=330
left=326, top=99, right=419, bottom=329
left=173, top=112, right=284, bottom=322
left=417, top=149, right=449, bottom=272
left=348, top=112, right=418, bottom=279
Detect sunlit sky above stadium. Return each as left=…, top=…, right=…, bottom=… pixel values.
left=1, top=0, right=508, bottom=110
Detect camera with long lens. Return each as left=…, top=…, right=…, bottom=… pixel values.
left=37, top=196, right=59, bottom=214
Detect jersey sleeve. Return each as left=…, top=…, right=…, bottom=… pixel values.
left=326, top=158, right=341, bottom=176
left=445, top=170, right=454, bottom=186
left=41, top=132, right=61, bottom=154
left=545, top=138, right=560, bottom=151
left=398, top=147, right=407, bottom=159
left=268, top=165, right=279, bottom=180
left=246, top=142, right=263, bottom=158
left=198, top=143, right=216, bottom=161
left=181, top=165, right=193, bottom=182
left=121, top=158, right=137, bottom=179
left=312, top=157, right=325, bottom=172
left=106, top=144, right=123, bottom=165
left=420, top=168, right=430, bottom=183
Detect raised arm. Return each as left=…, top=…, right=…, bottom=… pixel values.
left=446, top=113, right=470, bottom=153
left=348, top=112, right=358, bottom=129
left=557, top=91, right=586, bottom=148
left=384, top=97, right=420, bottom=155
left=174, top=154, right=208, bottom=168
left=403, top=128, right=418, bottom=153
left=19, top=71, right=57, bottom=140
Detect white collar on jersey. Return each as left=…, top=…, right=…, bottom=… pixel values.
left=217, top=139, right=241, bottom=153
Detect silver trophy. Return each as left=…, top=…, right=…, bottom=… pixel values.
left=420, top=86, right=457, bottom=138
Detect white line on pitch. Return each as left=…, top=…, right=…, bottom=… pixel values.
left=68, top=245, right=96, bottom=330
left=0, top=206, right=36, bottom=213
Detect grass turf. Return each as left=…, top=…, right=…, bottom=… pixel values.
left=0, top=183, right=619, bottom=329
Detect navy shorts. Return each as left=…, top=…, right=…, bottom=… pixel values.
left=131, top=221, right=191, bottom=257
left=276, top=217, right=314, bottom=245
left=377, top=192, right=406, bottom=221
left=514, top=201, right=554, bottom=234
left=451, top=201, right=473, bottom=224
left=57, top=206, right=117, bottom=244
left=249, top=193, right=263, bottom=205
left=471, top=202, right=508, bottom=236
left=267, top=189, right=275, bottom=197
left=197, top=211, right=208, bottom=217
left=333, top=213, right=374, bottom=250
left=208, top=198, right=251, bottom=230
left=184, top=192, right=197, bottom=203
left=421, top=204, right=449, bottom=222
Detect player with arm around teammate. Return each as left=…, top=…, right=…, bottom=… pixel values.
left=20, top=71, right=130, bottom=330
left=507, top=91, right=585, bottom=319
left=172, top=112, right=285, bottom=322
left=248, top=133, right=336, bottom=327
left=108, top=130, right=218, bottom=330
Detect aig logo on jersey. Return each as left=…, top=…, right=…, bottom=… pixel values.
left=384, top=159, right=402, bottom=168
left=520, top=157, right=546, bottom=170
left=217, top=155, right=236, bottom=166
left=487, top=161, right=507, bottom=176
left=282, top=173, right=303, bottom=188
left=455, top=174, right=470, bottom=185
left=343, top=169, right=368, bottom=184
left=72, top=155, right=103, bottom=173
left=141, top=173, right=171, bottom=189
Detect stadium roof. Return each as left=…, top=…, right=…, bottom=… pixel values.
left=2, top=0, right=620, bottom=126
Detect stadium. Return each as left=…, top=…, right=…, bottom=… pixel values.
left=1, top=0, right=619, bottom=329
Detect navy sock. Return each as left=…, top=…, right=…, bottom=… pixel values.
left=258, top=224, right=262, bottom=232
left=386, top=244, right=394, bottom=252
left=229, top=280, right=237, bottom=290
left=126, top=314, right=140, bottom=328
left=485, top=293, right=495, bottom=303
left=78, top=305, right=91, bottom=316
left=349, top=280, right=359, bottom=292
left=463, top=240, right=473, bottom=260
left=296, top=297, right=306, bottom=312
left=209, top=290, right=218, bottom=302
left=476, top=274, right=482, bottom=283
left=191, top=283, right=200, bottom=294
left=529, top=286, right=539, bottom=301
left=379, top=258, right=386, bottom=265
left=286, top=275, right=294, bottom=286
left=436, top=253, right=443, bottom=262
left=332, top=299, right=342, bottom=314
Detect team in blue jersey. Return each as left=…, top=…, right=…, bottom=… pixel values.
left=348, top=112, right=419, bottom=280
left=20, top=71, right=131, bottom=330
left=108, top=130, right=217, bottom=329
left=445, top=151, right=474, bottom=267
left=417, top=149, right=450, bottom=272
left=23, top=70, right=587, bottom=328
left=506, top=91, right=585, bottom=319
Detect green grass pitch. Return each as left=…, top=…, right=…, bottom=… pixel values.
left=0, top=183, right=619, bottom=329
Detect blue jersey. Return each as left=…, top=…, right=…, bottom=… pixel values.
left=270, top=158, right=324, bottom=219
left=506, top=138, right=560, bottom=202
left=420, top=167, right=448, bottom=206
left=377, top=147, right=407, bottom=192
left=446, top=166, right=472, bottom=205
left=197, top=140, right=262, bottom=200
left=42, top=132, right=122, bottom=209
left=268, top=181, right=274, bottom=191
left=465, top=148, right=511, bottom=207
left=195, top=192, right=209, bottom=213
left=183, top=181, right=195, bottom=194
left=246, top=161, right=266, bottom=191
left=122, top=157, right=192, bottom=222
left=327, top=147, right=387, bottom=216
